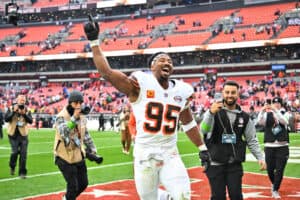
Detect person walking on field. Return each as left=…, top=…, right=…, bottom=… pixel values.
left=5, top=94, right=33, bottom=179
left=54, top=90, right=100, bottom=200
left=200, top=81, right=266, bottom=200
left=119, top=107, right=131, bottom=154
left=83, top=16, right=209, bottom=200
left=256, top=97, right=289, bottom=199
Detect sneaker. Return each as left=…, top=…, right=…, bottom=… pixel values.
left=19, top=174, right=26, bottom=179
left=272, top=190, right=281, bottom=199
left=10, top=168, right=15, bottom=175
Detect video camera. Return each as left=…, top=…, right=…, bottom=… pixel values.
left=12, top=103, right=25, bottom=110
left=85, top=148, right=103, bottom=164
left=18, top=104, right=25, bottom=110
left=80, top=105, right=91, bottom=115
left=5, top=1, right=19, bottom=26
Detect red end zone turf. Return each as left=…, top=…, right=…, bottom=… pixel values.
left=25, top=167, right=300, bottom=200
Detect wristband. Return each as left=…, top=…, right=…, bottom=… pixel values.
left=182, top=120, right=197, bottom=132
left=90, top=39, right=99, bottom=47
left=198, top=144, right=208, bottom=151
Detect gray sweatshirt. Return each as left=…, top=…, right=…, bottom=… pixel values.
left=200, top=107, right=264, bottom=163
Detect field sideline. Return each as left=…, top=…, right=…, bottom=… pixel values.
left=0, top=129, right=299, bottom=200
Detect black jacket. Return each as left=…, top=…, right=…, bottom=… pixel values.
left=205, top=109, right=249, bottom=163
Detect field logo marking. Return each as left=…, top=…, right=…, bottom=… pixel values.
left=24, top=167, right=300, bottom=200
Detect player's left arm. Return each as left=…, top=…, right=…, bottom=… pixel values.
left=179, top=94, right=210, bottom=169
left=179, top=101, right=206, bottom=149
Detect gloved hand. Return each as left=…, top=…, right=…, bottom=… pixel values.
left=199, top=150, right=210, bottom=172
left=83, top=14, right=99, bottom=41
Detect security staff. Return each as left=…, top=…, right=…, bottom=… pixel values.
left=200, top=81, right=266, bottom=200
left=54, top=90, right=98, bottom=200
left=5, top=94, right=32, bottom=179
left=256, top=97, right=289, bottom=199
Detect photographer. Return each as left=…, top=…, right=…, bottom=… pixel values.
left=200, top=81, right=265, bottom=200
left=5, top=94, right=32, bottom=179
left=54, top=90, right=102, bottom=200
left=256, top=97, right=289, bottom=199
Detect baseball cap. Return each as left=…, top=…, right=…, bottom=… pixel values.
left=68, top=90, right=83, bottom=103
left=272, top=97, right=282, bottom=105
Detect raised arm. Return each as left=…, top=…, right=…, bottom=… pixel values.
left=83, top=15, right=139, bottom=99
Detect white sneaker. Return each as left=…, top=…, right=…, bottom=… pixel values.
left=272, top=190, right=281, bottom=199
left=158, top=189, right=173, bottom=200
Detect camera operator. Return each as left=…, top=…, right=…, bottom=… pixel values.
left=256, top=97, right=289, bottom=199
left=54, top=90, right=102, bottom=200
left=200, top=81, right=266, bottom=200
left=5, top=94, right=32, bottom=179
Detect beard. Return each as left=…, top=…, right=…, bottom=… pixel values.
left=224, top=98, right=237, bottom=107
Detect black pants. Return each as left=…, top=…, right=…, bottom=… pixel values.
left=0, top=126, right=3, bottom=139
left=265, top=146, right=289, bottom=191
left=9, top=134, right=28, bottom=175
left=206, top=162, right=243, bottom=200
left=56, top=157, right=88, bottom=200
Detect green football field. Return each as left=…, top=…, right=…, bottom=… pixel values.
left=0, top=129, right=299, bottom=200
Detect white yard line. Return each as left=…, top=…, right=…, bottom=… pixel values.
left=1, top=148, right=299, bottom=183
left=0, top=153, right=196, bottom=183
left=246, top=146, right=300, bottom=163
left=0, top=145, right=129, bottom=158
left=0, top=161, right=133, bottom=183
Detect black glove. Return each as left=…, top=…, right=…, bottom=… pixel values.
left=83, top=14, right=99, bottom=41
left=199, top=150, right=210, bottom=172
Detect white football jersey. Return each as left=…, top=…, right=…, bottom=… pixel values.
left=131, top=71, right=194, bottom=148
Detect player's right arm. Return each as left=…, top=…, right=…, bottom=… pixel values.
left=83, top=15, right=139, bottom=99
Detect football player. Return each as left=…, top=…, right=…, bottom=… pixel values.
left=84, top=15, right=209, bottom=200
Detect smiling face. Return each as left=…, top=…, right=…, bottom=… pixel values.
left=222, top=82, right=239, bottom=109
left=150, top=53, right=173, bottom=82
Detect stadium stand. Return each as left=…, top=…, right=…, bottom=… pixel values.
left=0, top=2, right=299, bottom=56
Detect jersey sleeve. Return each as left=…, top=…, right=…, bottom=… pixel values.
left=130, top=71, right=145, bottom=88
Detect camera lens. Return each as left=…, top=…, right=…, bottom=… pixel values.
left=80, top=106, right=90, bottom=115
left=18, top=104, right=25, bottom=110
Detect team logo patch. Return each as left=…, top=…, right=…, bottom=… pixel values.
left=238, top=117, right=244, bottom=127
left=146, top=90, right=155, bottom=98
left=174, top=96, right=182, bottom=103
